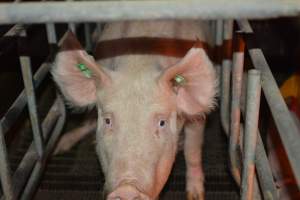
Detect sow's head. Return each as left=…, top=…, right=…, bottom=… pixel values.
left=52, top=32, right=217, bottom=200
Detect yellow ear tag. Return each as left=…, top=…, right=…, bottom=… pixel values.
left=76, top=63, right=92, bottom=78
left=173, top=74, right=186, bottom=86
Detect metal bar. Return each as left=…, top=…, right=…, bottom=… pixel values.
left=84, top=23, right=92, bottom=52
left=20, top=96, right=66, bottom=200
left=19, top=31, right=45, bottom=158
left=235, top=20, right=279, bottom=200
left=248, top=48, right=300, bottom=188
left=220, top=20, right=232, bottom=135
left=229, top=33, right=245, bottom=185
left=241, top=70, right=261, bottom=200
left=255, top=133, right=279, bottom=200
left=3, top=24, right=24, bottom=37
left=10, top=98, right=61, bottom=199
left=8, top=31, right=67, bottom=199
left=0, top=126, right=14, bottom=200
left=46, top=23, right=57, bottom=44
left=0, top=62, right=51, bottom=134
left=1, top=0, right=300, bottom=24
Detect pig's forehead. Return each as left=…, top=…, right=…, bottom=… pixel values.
left=98, top=71, right=162, bottom=104
left=97, top=75, right=174, bottom=115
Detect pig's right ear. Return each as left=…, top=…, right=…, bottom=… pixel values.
left=52, top=31, right=111, bottom=107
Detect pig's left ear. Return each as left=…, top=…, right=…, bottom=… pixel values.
left=159, top=48, right=217, bottom=116
left=52, top=31, right=111, bottom=107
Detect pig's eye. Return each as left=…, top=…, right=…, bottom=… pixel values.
left=105, top=118, right=111, bottom=125
left=159, top=120, right=166, bottom=128
left=104, top=117, right=111, bottom=126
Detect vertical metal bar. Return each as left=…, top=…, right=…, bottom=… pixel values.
left=220, top=20, right=233, bottom=135
left=0, top=126, right=14, bottom=200
left=229, top=33, right=245, bottom=185
left=67, top=0, right=76, bottom=32
left=241, top=69, right=261, bottom=200
left=84, top=23, right=92, bottom=52
left=19, top=31, right=44, bottom=158
left=46, top=23, right=57, bottom=44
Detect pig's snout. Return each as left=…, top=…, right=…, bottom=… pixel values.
left=107, top=184, right=150, bottom=200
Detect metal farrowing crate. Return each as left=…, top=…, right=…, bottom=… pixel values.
left=0, top=1, right=300, bottom=200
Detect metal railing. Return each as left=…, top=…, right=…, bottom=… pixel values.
left=0, top=1, right=299, bottom=200
left=0, top=23, right=67, bottom=199
left=0, top=0, right=300, bottom=23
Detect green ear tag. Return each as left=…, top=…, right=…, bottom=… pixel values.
left=173, top=74, right=186, bottom=86
left=76, top=63, right=92, bottom=78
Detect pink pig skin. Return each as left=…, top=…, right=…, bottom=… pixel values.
left=52, top=20, right=217, bottom=200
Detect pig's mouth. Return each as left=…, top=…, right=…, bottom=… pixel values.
left=106, top=180, right=151, bottom=200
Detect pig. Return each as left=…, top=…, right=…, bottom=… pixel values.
left=52, top=20, right=217, bottom=200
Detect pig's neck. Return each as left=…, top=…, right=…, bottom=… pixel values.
left=99, top=20, right=211, bottom=43
left=97, top=21, right=212, bottom=71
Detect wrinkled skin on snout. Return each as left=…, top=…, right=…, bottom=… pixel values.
left=52, top=27, right=217, bottom=200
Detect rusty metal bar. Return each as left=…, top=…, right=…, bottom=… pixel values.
left=237, top=19, right=300, bottom=187
left=249, top=47, right=300, bottom=188
left=19, top=30, right=45, bottom=158
left=229, top=32, right=245, bottom=186
left=241, top=69, right=261, bottom=200
left=1, top=0, right=300, bottom=24
left=0, top=126, right=14, bottom=200
left=234, top=21, right=278, bottom=200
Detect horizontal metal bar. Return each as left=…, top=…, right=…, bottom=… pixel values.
left=248, top=48, right=300, bottom=188
left=0, top=0, right=300, bottom=24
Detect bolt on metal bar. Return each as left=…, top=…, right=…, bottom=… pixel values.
left=20, top=96, right=66, bottom=200
left=229, top=32, right=245, bottom=186
left=249, top=47, right=300, bottom=188
left=0, top=125, right=14, bottom=200
left=1, top=0, right=300, bottom=24
left=241, top=69, right=261, bottom=200
left=19, top=31, right=45, bottom=158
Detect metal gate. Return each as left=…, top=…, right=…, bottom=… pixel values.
left=0, top=1, right=300, bottom=200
